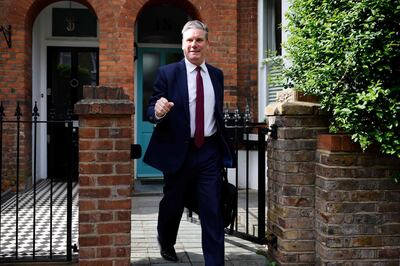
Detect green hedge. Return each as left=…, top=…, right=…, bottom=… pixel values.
left=285, top=0, right=400, bottom=157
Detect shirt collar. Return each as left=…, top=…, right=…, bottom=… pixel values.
left=184, top=58, right=207, bottom=73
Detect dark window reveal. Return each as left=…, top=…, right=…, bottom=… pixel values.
left=52, top=8, right=97, bottom=37
left=138, top=5, right=191, bottom=44
left=274, top=0, right=282, bottom=55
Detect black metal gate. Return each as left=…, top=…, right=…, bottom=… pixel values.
left=0, top=102, right=78, bottom=262
left=188, top=106, right=277, bottom=245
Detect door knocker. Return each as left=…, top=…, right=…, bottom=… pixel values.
left=69, top=78, right=79, bottom=88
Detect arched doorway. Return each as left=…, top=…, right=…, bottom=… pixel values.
left=135, top=3, right=196, bottom=178
left=32, top=1, right=99, bottom=181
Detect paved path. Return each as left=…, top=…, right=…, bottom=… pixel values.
left=131, top=194, right=269, bottom=265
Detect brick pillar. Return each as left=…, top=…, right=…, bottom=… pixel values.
left=75, top=86, right=134, bottom=266
left=265, top=101, right=328, bottom=265
left=316, top=134, right=400, bottom=265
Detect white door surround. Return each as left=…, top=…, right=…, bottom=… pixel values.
left=32, top=1, right=99, bottom=181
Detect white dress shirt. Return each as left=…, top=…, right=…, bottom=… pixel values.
left=184, top=58, right=217, bottom=138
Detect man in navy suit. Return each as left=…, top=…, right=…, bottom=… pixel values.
left=143, top=20, right=233, bottom=265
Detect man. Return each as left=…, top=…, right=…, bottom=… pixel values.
left=143, top=20, right=233, bottom=265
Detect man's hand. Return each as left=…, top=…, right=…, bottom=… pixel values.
left=155, top=97, right=174, bottom=119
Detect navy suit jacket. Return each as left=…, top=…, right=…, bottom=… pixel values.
left=143, top=59, right=234, bottom=174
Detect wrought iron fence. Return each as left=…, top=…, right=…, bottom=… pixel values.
left=0, top=102, right=78, bottom=262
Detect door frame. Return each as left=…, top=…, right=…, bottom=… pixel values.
left=32, top=1, right=99, bottom=181
left=134, top=44, right=182, bottom=179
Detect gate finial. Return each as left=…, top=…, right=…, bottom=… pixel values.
left=0, top=102, right=4, bottom=121
left=15, top=102, right=22, bottom=119
left=32, top=101, right=40, bottom=119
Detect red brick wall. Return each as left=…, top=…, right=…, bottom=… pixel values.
left=0, top=105, right=32, bottom=192
left=75, top=86, right=134, bottom=266
left=0, top=0, right=240, bottom=105
left=316, top=134, right=400, bottom=265
left=0, top=0, right=34, bottom=191
left=0, top=0, right=240, bottom=191
left=266, top=102, right=400, bottom=265
left=237, top=0, right=258, bottom=117
left=266, top=102, right=329, bottom=265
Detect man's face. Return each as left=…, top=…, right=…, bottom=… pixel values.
left=182, top=28, right=209, bottom=66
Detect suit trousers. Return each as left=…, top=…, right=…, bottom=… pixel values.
left=157, top=136, right=225, bottom=266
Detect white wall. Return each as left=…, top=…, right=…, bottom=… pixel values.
left=257, top=0, right=267, bottom=122
left=226, top=133, right=268, bottom=190
left=227, top=150, right=265, bottom=190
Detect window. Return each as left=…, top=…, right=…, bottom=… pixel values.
left=52, top=8, right=97, bottom=37
left=258, top=0, right=284, bottom=121
left=265, top=0, right=283, bottom=104
left=137, top=4, right=191, bottom=44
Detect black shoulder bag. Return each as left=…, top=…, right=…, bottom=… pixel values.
left=222, top=168, right=237, bottom=231
left=184, top=169, right=237, bottom=231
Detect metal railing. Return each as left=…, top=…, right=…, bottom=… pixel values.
left=0, top=102, right=78, bottom=262
left=223, top=107, right=277, bottom=244
left=187, top=106, right=277, bottom=245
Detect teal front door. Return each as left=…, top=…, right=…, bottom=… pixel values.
left=136, top=47, right=183, bottom=178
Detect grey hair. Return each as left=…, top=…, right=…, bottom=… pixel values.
left=181, top=20, right=209, bottom=40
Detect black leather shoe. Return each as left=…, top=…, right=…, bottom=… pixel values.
left=157, top=236, right=178, bottom=262
left=160, top=247, right=178, bottom=262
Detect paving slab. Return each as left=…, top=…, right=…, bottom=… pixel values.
left=131, top=194, right=269, bottom=265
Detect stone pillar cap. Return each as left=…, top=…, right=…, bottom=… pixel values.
left=265, top=101, right=327, bottom=116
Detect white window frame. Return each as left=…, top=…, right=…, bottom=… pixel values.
left=257, top=0, right=288, bottom=121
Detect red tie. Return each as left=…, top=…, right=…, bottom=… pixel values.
left=194, top=66, right=204, bottom=148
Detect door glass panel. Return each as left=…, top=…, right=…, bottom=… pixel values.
left=54, top=51, right=72, bottom=119
left=166, top=52, right=183, bottom=64
left=143, top=52, right=160, bottom=121
left=77, top=51, right=98, bottom=103
left=136, top=48, right=182, bottom=178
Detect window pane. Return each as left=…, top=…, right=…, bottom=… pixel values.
left=78, top=52, right=98, bottom=86
left=52, top=8, right=97, bottom=37
left=143, top=52, right=160, bottom=120
left=77, top=52, right=98, bottom=103
left=54, top=52, right=72, bottom=117
left=166, top=52, right=183, bottom=64
left=138, top=5, right=190, bottom=44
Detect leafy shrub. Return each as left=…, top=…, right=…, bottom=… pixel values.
left=263, top=50, right=286, bottom=88
left=285, top=0, right=400, bottom=157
